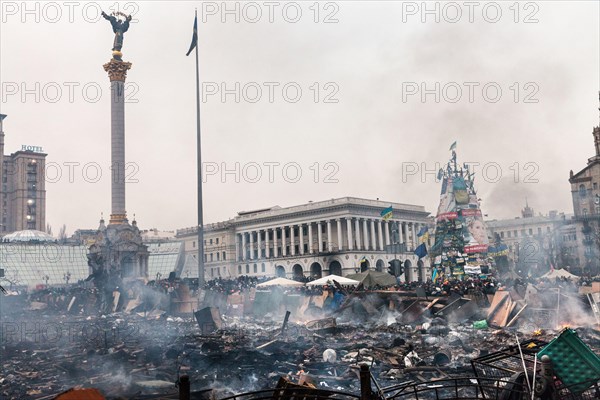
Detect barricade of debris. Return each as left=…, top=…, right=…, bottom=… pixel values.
left=2, top=277, right=600, bottom=399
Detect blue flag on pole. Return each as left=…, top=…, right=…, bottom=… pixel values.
left=186, top=14, right=198, bottom=56
left=414, top=243, right=428, bottom=259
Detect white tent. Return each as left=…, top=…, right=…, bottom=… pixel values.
left=306, top=274, right=360, bottom=286
left=542, top=268, right=578, bottom=279
left=256, top=277, right=305, bottom=287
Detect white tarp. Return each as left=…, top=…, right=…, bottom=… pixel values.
left=542, top=268, right=578, bottom=279
left=306, top=274, right=360, bottom=286
left=256, top=277, right=305, bottom=287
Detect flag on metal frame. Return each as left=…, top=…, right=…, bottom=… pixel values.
left=360, top=256, right=367, bottom=264
left=449, top=141, right=457, bottom=151
left=414, top=243, right=428, bottom=259
left=185, top=14, right=198, bottom=56
left=380, top=206, right=393, bottom=221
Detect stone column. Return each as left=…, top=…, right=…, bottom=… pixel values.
left=249, top=231, right=255, bottom=260
left=399, top=222, right=404, bottom=245
left=363, top=219, right=369, bottom=250
left=411, top=223, right=416, bottom=249
left=290, top=225, right=296, bottom=256
left=274, top=228, right=279, bottom=258
left=318, top=222, right=323, bottom=253
left=327, top=220, right=333, bottom=252
left=414, top=223, right=420, bottom=247
left=346, top=217, right=353, bottom=250
left=242, top=233, right=247, bottom=261
left=235, top=234, right=240, bottom=261
left=370, top=219, right=377, bottom=250
left=282, top=227, right=287, bottom=256
left=337, top=219, right=343, bottom=251
left=299, top=225, right=304, bottom=255
left=104, top=59, right=132, bottom=224
left=377, top=220, right=384, bottom=251
left=354, top=219, right=361, bottom=250
left=257, top=230, right=262, bottom=259
left=308, top=223, right=314, bottom=253
left=384, top=221, right=390, bottom=246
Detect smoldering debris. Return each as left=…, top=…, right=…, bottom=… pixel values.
left=2, top=278, right=600, bottom=399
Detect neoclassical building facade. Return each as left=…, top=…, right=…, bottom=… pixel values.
left=176, top=197, right=433, bottom=282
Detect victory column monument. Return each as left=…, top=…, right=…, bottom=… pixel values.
left=87, top=11, right=149, bottom=311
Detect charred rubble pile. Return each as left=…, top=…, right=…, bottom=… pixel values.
left=2, top=280, right=600, bottom=399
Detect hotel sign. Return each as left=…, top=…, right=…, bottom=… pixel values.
left=21, top=145, right=44, bottom=153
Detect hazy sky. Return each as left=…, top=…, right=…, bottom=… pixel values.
left=1, top=1, right=599, bottom=235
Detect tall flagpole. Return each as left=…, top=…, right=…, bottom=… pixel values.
left=194, top=8, right=205, bottom=286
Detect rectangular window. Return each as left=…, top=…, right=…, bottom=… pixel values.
left=514, top=230, right=518, bottom=237
left=238, top=265, right=242, bottom=274
left=216, top=238, right=219, bottom=244
left=500, top=232, right=504, bottom=238
left=245, top=264, right=250, bottom=274
left=253, top=264, right=257, bottom=273
left=209, top=238, right=213, bottom=245
left=594, top=183, right=598, bottom=190
left=210, top=253, right=213, bottom=262
left=537, top=227, right=542, bottom=235
left=261, top=264, right=265, bottom=272
left=223, top=251, right=226, bottom=260
left=216, top=253, right=220, bottom=261
left=507, top=231, right=511, bottom=238
left=192, top=241, right=195, bottom=248
left=528, top=228, right=533, bottom=235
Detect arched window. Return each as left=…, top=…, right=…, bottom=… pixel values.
left=579, top=184, right=587, bottom=198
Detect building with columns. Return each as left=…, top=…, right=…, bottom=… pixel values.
left=176, top=197, right=434, bottom=282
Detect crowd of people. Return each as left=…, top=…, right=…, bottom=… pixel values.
left=193, top=272, right=600, bottom=302
left=13, top=269, right=598, bottom=315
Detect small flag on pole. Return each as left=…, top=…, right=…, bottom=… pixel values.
left=414, top=243, right=428, bottom=259
left=432, top=268, right=438, bottom=282
left=380, top=206, right=393, bottom=221
left=360, top=256, right=367, bottom=264
left=449, top=141, right=457, bottom=151
left=417, top=226, right=429, bottom=243
left=185, top=13, right=198, bottom=56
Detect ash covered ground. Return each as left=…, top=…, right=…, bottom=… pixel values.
left=2, top=282, right=600, bottom=399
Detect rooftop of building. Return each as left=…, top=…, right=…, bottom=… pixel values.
left=235, top=197, right=426, bottom=219
left=176, top=197, right=429, bottom=236
left=1, top=229, right=56, bottom=243
left=486, top=212, right=570, bottom=228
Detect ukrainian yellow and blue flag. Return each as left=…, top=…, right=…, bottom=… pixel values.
left=417, top=226, right=429, bottom=243
left=380, top=206, right=393, bottom=221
